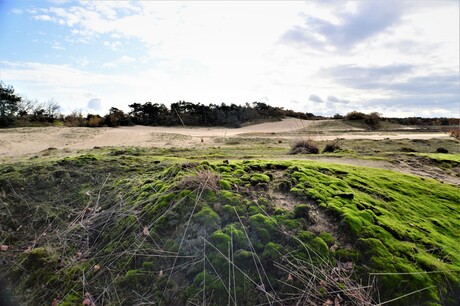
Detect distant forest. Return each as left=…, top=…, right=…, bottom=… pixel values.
left=1, top=81, right=458, bottom=129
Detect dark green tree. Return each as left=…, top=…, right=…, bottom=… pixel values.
left=364, top=112, right=382, bottom=130
left=105, top=107, right=128, bottom=127
left=0, top=81, right=22, bottom=127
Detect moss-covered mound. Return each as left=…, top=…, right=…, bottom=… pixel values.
left=0, top=153, right=459, bottom=305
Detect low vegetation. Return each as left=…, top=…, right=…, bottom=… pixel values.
left=1, top=81, right=458, bottom=130
left=322, top=140, right=341, bottom=153
left=343, top=111, right=383, bottom=130
left=1, top=151, right=459, bottom=305
left=289, top=139, right=320, bottom=154
left=449, top=129, right=460, bottom=140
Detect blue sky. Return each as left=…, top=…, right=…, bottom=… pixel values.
left=0, top=0, right=458, bottom=117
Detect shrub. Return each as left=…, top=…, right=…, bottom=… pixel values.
left=448, top=129, right=460, bottom=140
left=344, top=111, right=367, bottom=121
left=87, top=115, right=105, bottom=127
left=322, top=140, right=341, bottom=153
left=364, top=112, right=382, bottom=130
left=344, top=111, right=381, bottom=130
left=289, top=139, right=319, bottom=154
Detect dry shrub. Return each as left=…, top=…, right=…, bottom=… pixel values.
left=289, top=139, right=319, bottom=154
left=449, top=129, right=460, bottom=140
left=88, top=116, right=104, bottom=127
left=322, top=139, right=341, bottom=153
left=178, top=170, right=220, bottom=191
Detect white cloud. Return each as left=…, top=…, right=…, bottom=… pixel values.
left=34, top=14, right=53, bottom=22
left=4, top=1, right=459, bottom=117
left=51, top=41, right=66, bottom=50
left=309, top=95, right=324, bottom=103
left=87, top=98, right=102, bottom=111
left=75, top=57, right=89, bottom=67
left=103, top=40, right=122, bottom=51
left=101, top=55, right=135, bottom=68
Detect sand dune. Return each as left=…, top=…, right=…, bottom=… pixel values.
left=0, top=118, right=449, bottom=159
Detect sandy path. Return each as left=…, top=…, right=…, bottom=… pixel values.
left=0, top=118, right=450, bottom=159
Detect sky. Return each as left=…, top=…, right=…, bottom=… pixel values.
left=0, top=0, right=459, bottom=117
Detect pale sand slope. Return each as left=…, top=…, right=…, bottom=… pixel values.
left=0, top=118, right=449, bottom=158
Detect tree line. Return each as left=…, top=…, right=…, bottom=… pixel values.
left=0, top=81, right=322, bottom=128
left=1, top=81, right=458, bottom=129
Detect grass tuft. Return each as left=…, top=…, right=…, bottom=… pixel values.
left=289, top=138, right=320, bottom=154
left=322, top=139, right=341, bottom=153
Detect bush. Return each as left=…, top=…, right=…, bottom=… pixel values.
left=364, top=112, right=382, bottom=130
left=289, top=139, right=319, bottom=154
left=449, top=129, right=460, bottom=140
left=87, top=114, right=105, bottom=127
left=344, top=111, right=381, bottom=130
left=322, top=140, right=341, bottom=153
left=344, top=111, right=367, bottom=121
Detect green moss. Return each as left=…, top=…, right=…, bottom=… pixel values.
left=248, top=213, right=277, bottom=244
left=247, top=205, right=263, bottom=215
left=293, top=204, right=310, bottom=219
left=20, top=247, right=57, bottom=270
left=290, top=186, right=305, bottom=198
left=234, top=249, right=256, bottom=270
left=357, top=238, right=392, bottom=259
left=297, top=231, right=329, bottom=255
left=221, top=224, right=248, bottom=249
left=334, top=248, right=362, bottom=261
left=193, top=205, right=221, bottom=230
left=142, top=261, right=155, bottom=270
left=60, top=154, right=99, bottom=166
left=2, top=154, right=459, bottom=305
left=59, top=293, right=80, bottom=305
left=262, top=242, right=282, bottom=262
left=219, top=179, right=232, bottom=190
left=340, top=213, right=363, bottom=236
left=258, top=197, right=270, bottom=206
left=144, top=193, right=175, bottom=217
left=319, top=232, right=334, bottom=246
left=219, top=190, right=242, bottom=205
left=201, top=190, right=217, bottom=202
left=211, top=230, right=231, bottom=252
left=250, top=173, right=270, bottom=185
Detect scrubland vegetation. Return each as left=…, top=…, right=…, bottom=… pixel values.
left=1, top=81, right=459, bottom=132
left=0, top=145, right=459, bottom=305
left=1, top=80, right=459, bottom=305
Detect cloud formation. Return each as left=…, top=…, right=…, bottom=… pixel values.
left=0, top=1, right=458, bottom=117
left=309, top=94, right=324, bottom=103
left=87, top=98, right=101, bottom=111
left=281, top=1, right=405, bottom=51
left=327, top=96, right=349, bottom=104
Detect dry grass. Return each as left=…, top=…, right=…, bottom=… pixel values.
left=177, top=169, right=221, bottom=191
left=449, top=129, right=460, bottom=140
left=322, top=139, right=341, bottom=153
left=289, top=139, right=320, bottom=154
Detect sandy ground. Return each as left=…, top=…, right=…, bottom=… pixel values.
left=0, top=118, right=450, bottom=159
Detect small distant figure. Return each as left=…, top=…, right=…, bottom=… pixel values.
left=201, top=138, right=204, bottom=143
